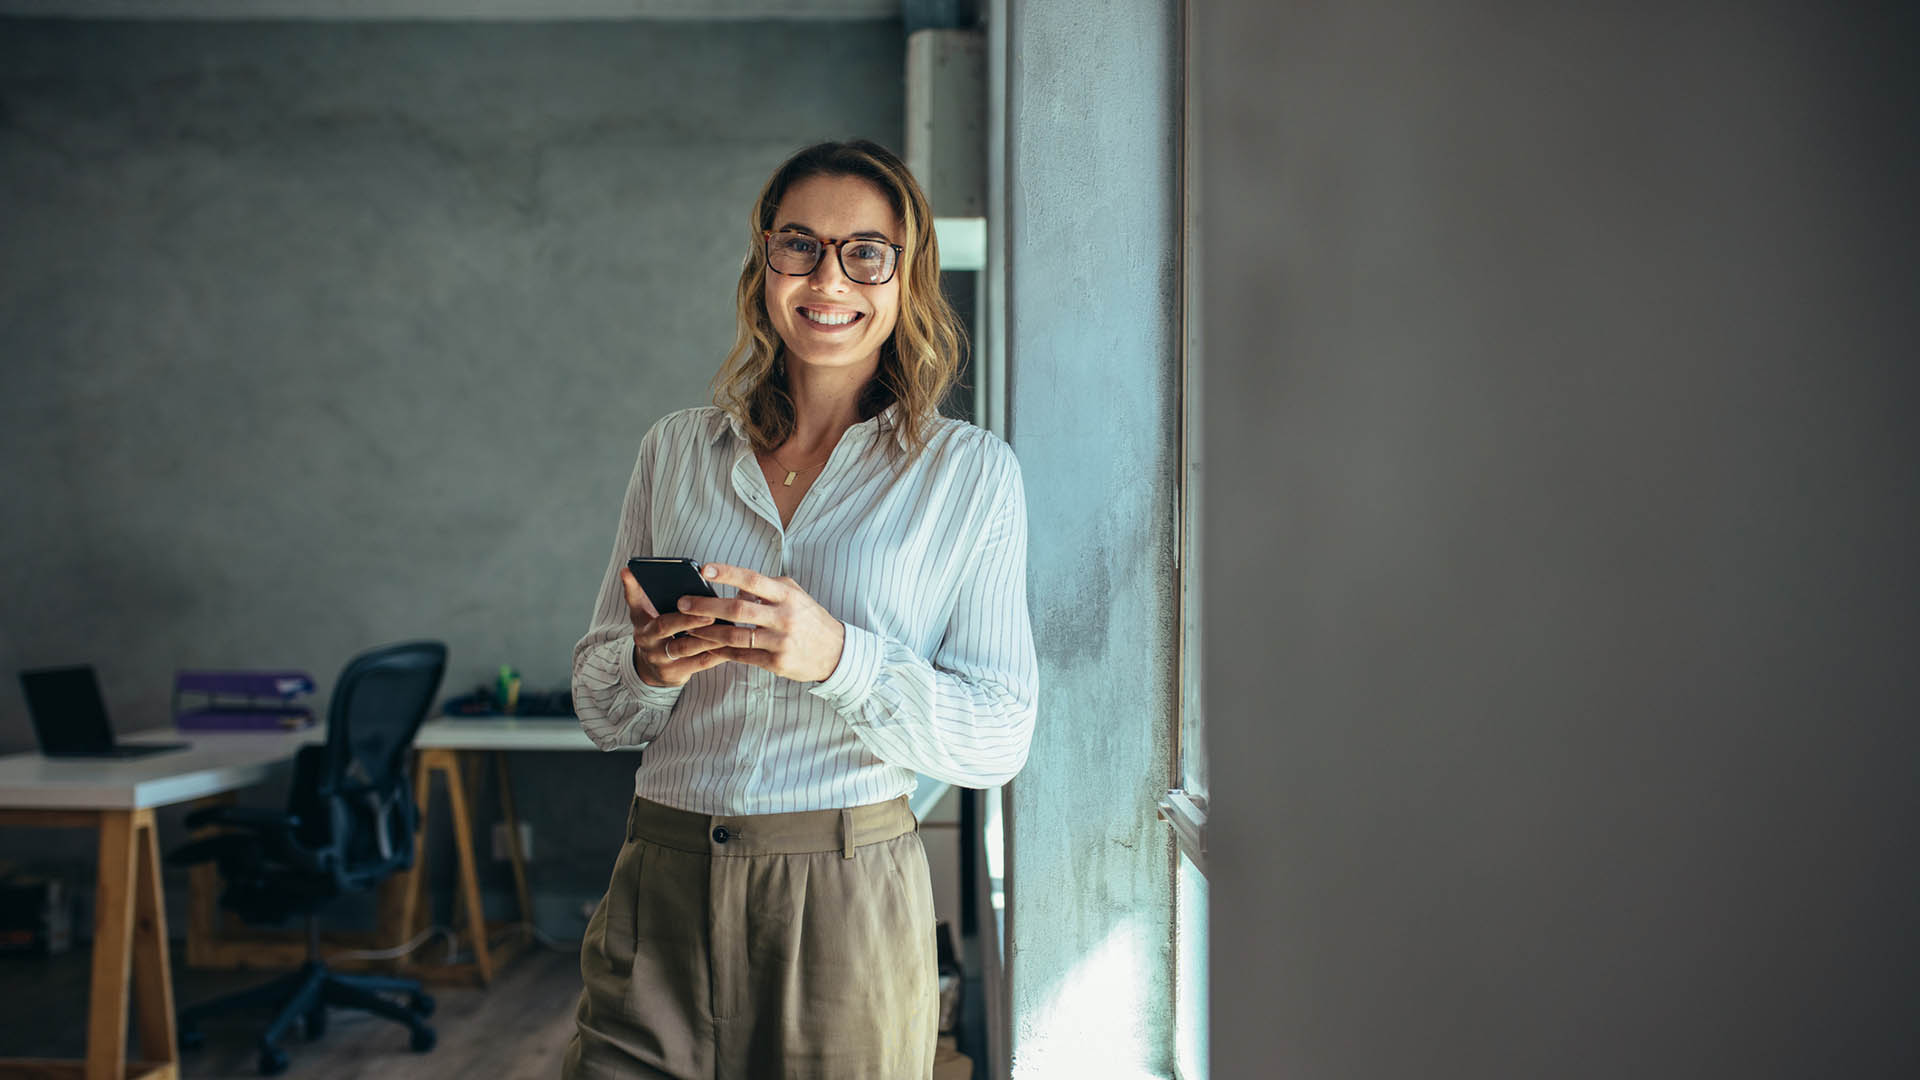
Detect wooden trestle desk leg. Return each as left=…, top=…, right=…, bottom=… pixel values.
left=400, top=747, right=495, bottom=985
left=129, top=810, right=179, bottom=1073
left=0, top=807, right=177, bottom=1079
left=88, top=807, right=178, bottom=1080
left=441, top=748, right=493, bottom=983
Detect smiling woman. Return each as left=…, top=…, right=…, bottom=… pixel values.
left=560, top=140, right=1038, bottom=1080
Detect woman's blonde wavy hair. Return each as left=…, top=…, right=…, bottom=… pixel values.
left=712, top=139, right=965, bottom=461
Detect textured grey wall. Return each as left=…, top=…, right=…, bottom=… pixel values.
left=1001, top=1, right=1180, bottom=1075
left=0, top=17, right=901, bottom=932
left=1202, top=2, right=1920, bottom=1077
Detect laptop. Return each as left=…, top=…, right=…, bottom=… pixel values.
left=19, top=665, right=188, bottom=758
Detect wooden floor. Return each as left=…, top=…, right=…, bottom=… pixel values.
left=1, top=941, right=987, bottom=1078
left=0, top=942, right=584, bottom=1079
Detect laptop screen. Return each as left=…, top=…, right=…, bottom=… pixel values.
left=19, top=666, right=117, bottom=753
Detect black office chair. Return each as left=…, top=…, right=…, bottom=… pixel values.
left=166, top=640, right=448, bottom=1076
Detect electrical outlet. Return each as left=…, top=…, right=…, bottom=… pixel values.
left=491, top=821, right=533, bottom=862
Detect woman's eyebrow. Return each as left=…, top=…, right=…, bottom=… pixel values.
left=775, top=222, right=895, bottom=241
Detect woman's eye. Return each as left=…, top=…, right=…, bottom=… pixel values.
left=780, top=237, right=820, bottom=256
left=846, top=242, right=885, bottom=261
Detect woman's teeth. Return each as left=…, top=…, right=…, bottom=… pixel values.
left=801, top=309, right=861, bottom=327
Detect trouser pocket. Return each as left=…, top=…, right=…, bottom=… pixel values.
left=591, top=837, right=644, bottom=975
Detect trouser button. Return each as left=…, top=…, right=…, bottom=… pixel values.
left=712, top=826, right=730, bottom=844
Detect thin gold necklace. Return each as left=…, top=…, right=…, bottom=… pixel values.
left=768, top=445, right=832, bottom=487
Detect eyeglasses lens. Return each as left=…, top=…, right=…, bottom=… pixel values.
left=841, top=240, right=896, bottom=284
left=767, top=232, right=821, bottom=276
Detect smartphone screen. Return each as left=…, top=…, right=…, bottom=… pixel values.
left=626, top=556, right=735, bottom=634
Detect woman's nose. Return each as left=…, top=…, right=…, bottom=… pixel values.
left=809, top=247, right=851, bottom=289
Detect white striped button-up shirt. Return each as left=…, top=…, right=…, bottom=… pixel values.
left=572, top=404, right=1038, bottom=815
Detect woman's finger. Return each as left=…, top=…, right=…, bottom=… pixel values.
left=678, top=594, right=779, bottom=628
left=662, top=631, right=727, bottom=659
left=684, top=624, right=775, bottom=651
left=699, top=562, right=791, bottom=604
left=711, top=645, right=776, bottom=668
left=648, top=612, right=715, bottom=641
left=641, top=638, right=730, bottom=685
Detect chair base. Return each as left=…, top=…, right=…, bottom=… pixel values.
left=177, top=958, right=436, bottom=1076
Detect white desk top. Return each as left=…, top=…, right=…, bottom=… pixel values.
left=0, top=719, right=609, bottom=813
left=414, top=716, right=620, bottom=752
left=0, top=726, right=316, bottom=811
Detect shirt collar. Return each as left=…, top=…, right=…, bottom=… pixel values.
left=716, top=402, right=907, bottom=451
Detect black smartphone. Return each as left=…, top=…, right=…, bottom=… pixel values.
left=626, top=556, right=735, bottom=636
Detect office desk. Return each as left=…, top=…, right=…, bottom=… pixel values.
left=395, top=717, right=631, bottom=986
left=0, top=726, right=315, bottom=1080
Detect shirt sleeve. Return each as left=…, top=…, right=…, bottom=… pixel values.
left=572, top=420, right=687, bottom=750
left=807, top=448, right=1039, bottom=787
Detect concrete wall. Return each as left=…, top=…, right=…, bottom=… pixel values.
left=1202, top=2, right=1920, bottom=1077
left=999, top=1, right=1181, bottom=1076
left=0, top=17, right=901, bottom=934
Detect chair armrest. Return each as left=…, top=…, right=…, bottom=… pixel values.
left=183, top=805, right=302, bottom=831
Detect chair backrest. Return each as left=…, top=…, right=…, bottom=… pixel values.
left=299, top=640, right=446, bottom=886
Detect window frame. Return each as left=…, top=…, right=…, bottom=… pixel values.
left=1164, top=0, right=1207, bottom=871
left=1166, top=3, right=1209, bottom=1076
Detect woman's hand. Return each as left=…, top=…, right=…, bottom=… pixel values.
left=680, top=563, right=847, bottom=683
left=620, top=567, right=729, bottom=687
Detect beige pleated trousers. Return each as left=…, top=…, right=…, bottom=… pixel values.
left=561, top=794, right=936, bottom=1079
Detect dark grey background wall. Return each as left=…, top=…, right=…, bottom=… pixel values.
left=0, top=17, right=901, bottom=934
left=1202, top=2, right=1920, bottom=1077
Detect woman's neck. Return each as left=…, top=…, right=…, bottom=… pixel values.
left=783, top=358, right=875, bottom=452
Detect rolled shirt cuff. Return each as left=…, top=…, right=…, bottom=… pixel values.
left=807, top=621, right=884, bottom=713
left=614, top=638, right=688, bottom=713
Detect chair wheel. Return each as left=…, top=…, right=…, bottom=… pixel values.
left=304, top=1005, right=328, bottom=1039
left=258, top=1044, right=290, bottom=1076
left=408, top=991, right=435, bottom=1017
left=410, top=1023, right=437, bottom=1053
left=178, top=1025, right=205, bottom=1052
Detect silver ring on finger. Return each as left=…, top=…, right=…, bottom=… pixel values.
left=663, top=638, right=677, bottom=661
left=750, top=628, right=756, bottom=650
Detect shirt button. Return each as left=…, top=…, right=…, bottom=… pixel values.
left=712, top=826, right=730, bottom=844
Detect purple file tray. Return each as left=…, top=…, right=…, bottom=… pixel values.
left=174, top=670, right=316, bottom=699
left=176, top=706, right=316, bottom=732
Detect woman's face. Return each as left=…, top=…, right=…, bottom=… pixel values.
left=762, top=173, right=904, bottom=378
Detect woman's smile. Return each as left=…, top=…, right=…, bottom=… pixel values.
left=797, top=305, right=866, bottom=331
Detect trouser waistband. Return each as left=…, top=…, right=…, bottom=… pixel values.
left=626, top=794, right=917, bottom=859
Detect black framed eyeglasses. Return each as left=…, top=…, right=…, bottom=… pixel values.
left=764, top=230, right=903, bottom=286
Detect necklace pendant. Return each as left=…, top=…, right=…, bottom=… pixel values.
left=783, top=470, right=797, bottom=487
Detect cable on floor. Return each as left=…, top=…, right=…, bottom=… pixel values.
left=435, top=922, right=582, bottom=964
left=324, top=923, right=461, bottom=964
left=321, top=920, right=581, bottom=967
